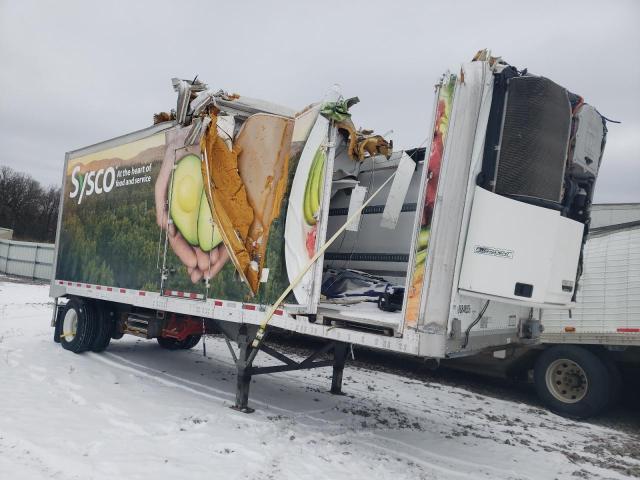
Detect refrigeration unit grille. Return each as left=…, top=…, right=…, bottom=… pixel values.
left=493, top=76, right=572, bottom=204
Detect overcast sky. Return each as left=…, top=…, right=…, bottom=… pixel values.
left=1, top=0, right=638, bottom=203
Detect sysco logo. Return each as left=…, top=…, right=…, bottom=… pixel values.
left=69, top=165, right=116, bottom=204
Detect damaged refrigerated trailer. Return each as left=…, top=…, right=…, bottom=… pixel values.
left=50, top=52, right=607, bottom=411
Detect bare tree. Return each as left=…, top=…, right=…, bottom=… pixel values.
left=0, top=166, right=60, bottom=242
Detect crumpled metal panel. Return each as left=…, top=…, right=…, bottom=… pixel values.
left=172, top=79, right=191, bottom=125
left=190, top=89, right=218, bottom=117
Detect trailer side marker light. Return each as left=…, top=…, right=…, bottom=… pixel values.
left=564, top=326, right=576, bottom=333
left=214, top=300, right=223, bottom=306
left=617, top=328, right=640, bottom=333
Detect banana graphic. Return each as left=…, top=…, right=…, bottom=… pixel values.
left=310, top=153, right=323, bottom=214
left=415, top=248, right=427, bottom=265
left=417, top=228, right=430, bottom=250
left=303, top=147, right=325, bottom=225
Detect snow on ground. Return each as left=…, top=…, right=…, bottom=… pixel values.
left=0, top=277, right=638, bottom=480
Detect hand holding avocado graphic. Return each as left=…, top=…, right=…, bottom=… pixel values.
left=155, top=128, right=228, bottom=283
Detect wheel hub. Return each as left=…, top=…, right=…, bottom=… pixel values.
left=545, top=358, right=588, bottom=403
left=62, top=309, right=78, bottom=342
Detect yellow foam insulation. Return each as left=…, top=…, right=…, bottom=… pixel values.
left=201, top=112, right=293, bottom=294
left=201, top=114, right=255, bottom=290
left=335, top=118, right=393, bottom=161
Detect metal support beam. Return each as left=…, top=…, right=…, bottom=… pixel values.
left=248, top=360, right=335, bottom=376
left=231, top=326, right=255, bottom=413
left=223, top=336, right=238, bottom=363
left=211, top=317, right=352, bottom=413
left=258, top=344, right=297, bottom=366
left=331, top=342, right=349, bottom=395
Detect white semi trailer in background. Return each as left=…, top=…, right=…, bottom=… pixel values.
left=590, top=203, right=640, bottom=228
left=538, top=220, right=640, bottom=417
left=49, top=53, right=609, bottom=412
left=446, top=211, right=640, bottom=419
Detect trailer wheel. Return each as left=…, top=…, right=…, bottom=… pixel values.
left=181, top=335, right=201, bottom=350
left=156, top=335, right=201, bottom=350
left=534, top=345, right=609, bottom=419
left=90, top=302, right=114, bottom=353
left=602, top=355, right=622, bottom=408
left=59, top=298, right=97, bottom=354
left=156, top=336, right=185, bottom=350
left=111, top=328, right=124, bottom=340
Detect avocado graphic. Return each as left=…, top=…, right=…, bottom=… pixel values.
left=417, top=228, right=430, bottom=250
left=170, top=154, right=222, bottom=251
left=170, top=154, right=202, bottom=245
left=197, top=190, right=223, bottom=252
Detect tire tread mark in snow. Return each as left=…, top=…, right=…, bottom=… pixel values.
left=98, top=352, right=529, bottom=478
left=103, top=352, right=332, bottom=417
left=93, top=353, right=234, bottom=404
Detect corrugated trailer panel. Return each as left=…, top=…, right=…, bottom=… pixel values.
left=543, top=225, right=640, bottom=337
left=590, top=203, right=640, bottom=228
left=0, top=239, right=55, bottom=280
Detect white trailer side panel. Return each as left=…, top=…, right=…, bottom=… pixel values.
left=590, top=203, right=640, bottom=228
left=542, top=224, right=640, bottom=345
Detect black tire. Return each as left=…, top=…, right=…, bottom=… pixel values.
left=602, top=354, right=622, bottom=408
left=89, top=302, right=114, bottom=353
left=181, top=335, right=201, bottom=350
left=59, top=298, right=98, bottom=354
left=534, top=345, right=610, bottom=419
left=156, top=335, right=201, bottom=350
left=111, top=328, right=124, bottom=340
left=157, top=336, right=185, bottom=350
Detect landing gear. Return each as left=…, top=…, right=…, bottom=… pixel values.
left=221, top=324, right=351, bottom=413
left=232, top=327, right=255, bottom=413
left=331, top=341, right=349, bottom=395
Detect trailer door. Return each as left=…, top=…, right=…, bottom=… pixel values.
left=284, top=90, right=339, bottom=313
